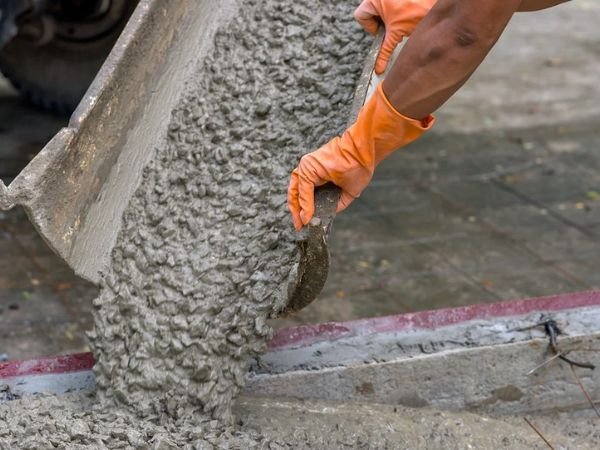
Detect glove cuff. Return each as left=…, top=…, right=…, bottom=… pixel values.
left=376, top=83, right=435, bottom=131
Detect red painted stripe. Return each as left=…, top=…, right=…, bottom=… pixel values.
left=0, top=352, right=94, bottom=379
left=2, top=290, right=599, bottom=377
left=268, top=290, right=600, bottom=350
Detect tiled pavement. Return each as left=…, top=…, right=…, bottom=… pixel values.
left=2, top=2, right=600, bottom=358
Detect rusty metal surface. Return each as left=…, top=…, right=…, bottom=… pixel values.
left=281, top=31, right=384, bottom=316
left=0, top=0, right=236, bottom=283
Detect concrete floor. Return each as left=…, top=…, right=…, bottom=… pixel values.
left=1, top=1, right=600, bottom=359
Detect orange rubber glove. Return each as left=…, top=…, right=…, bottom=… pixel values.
left=354, top=0, right=437, bottom=74
left=288, top=84, right=434, bottom=230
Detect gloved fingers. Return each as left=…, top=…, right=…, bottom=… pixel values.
left=336, top=190, right=356, bottom=214
left=287, top=170, right=304, bottom=231
left=353, top=0, right=380, bottom=35
left=297, top=173, right=316, bottom=227
left=375, top=30, right=404, bottom=75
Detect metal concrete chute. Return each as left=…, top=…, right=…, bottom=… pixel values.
left=0, top=0, right=236, bottom=284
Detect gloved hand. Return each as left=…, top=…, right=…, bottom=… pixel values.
left=354, top=0, right=437, bottom=74
left=288, top=84, right=434, bottom=230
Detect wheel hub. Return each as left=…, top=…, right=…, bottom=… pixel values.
left=14, top=0, right=131, bottom=45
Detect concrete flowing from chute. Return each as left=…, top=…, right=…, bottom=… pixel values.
left=0, top=0, right=376, bottom=447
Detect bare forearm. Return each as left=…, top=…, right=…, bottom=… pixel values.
left=518, top=0, right=570, bottom=12
left=383, top=0, right=522, bottom=119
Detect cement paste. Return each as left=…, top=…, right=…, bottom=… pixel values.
left=0, top=0, right=374, bottom=447
left=88, top=0, right=369, bottom=424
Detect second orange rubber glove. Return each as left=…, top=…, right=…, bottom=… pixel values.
left=354, top=0, right=437, bottom=74
left=288, top=84, right=434, bottom=230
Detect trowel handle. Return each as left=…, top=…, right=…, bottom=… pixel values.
left=311, top=29, right=385, bottom=226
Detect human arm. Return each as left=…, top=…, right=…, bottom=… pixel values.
left=383, top=0, right=569, bottom=118
left=353, top=0, right=570, bottom=77
left=288, top=0, right=525, bottom=229
left=383, top=0, right=522, bottom=119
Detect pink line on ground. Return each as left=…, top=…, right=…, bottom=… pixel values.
left=268, top=290, right=600, bottom=350
left=2, top=290, right=599, bottom=377
left=0, top=352, right=94, bottom=379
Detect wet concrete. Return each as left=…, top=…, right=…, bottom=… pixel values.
left=3, top=0, right=380, bottom=448
left=87, top=0, right=370, bottom=426
left=2, top=2, right=600, bottom=360
left=1, top=392, right=596, bottom=449
left=3, top=1, right=595, bottom=448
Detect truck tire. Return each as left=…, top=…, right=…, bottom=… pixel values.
left=0, top=0, right=137, bottom=115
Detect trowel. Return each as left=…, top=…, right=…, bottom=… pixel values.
left=282, top=31, right=386, bottom=316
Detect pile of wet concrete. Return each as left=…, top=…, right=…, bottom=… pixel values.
left=87, top=0, right=369, bottom=426
left=0, top=0, right=375, bottom=447
left=4, top=391, right=598, bottom=449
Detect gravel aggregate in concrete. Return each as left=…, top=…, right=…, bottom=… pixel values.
left=89, top=0, right=369, bottom=425
left=1, top=0, right=373, bottom=447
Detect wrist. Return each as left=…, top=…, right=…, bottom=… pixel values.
left=378, top=83, right=434, bottom=129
